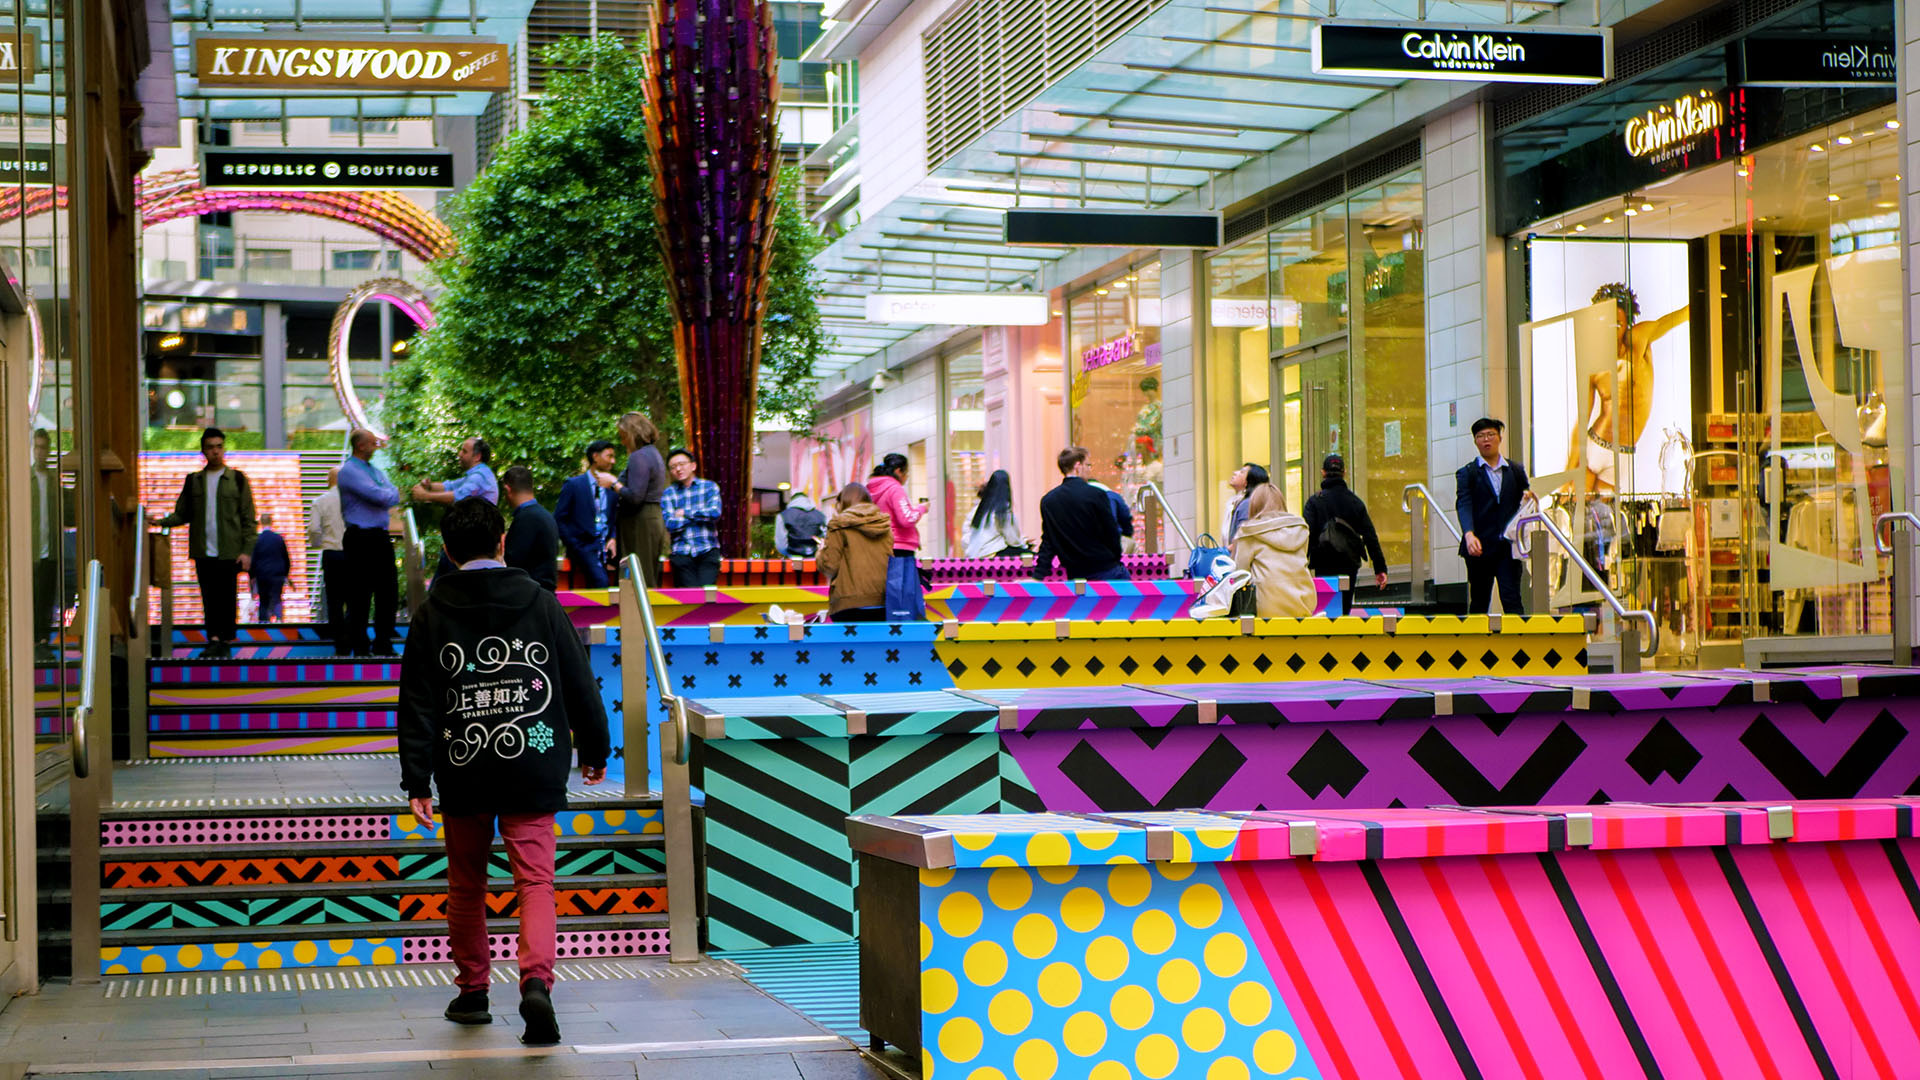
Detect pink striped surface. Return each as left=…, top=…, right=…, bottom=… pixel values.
left=103, top=814, right=391, bottom=848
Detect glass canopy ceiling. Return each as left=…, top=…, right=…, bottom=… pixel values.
left=812, top=0, right=1576, bottom=374
left=168, top=0, right=538, bottom=119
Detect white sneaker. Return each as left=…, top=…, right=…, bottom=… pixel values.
left=1188, top=569, right=1251, bottom=619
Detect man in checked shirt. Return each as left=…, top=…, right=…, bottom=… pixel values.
left=659, top=447, right=724, bottom=586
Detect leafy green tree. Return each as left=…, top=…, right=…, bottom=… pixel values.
left=383, top=34, right=825, bottom=498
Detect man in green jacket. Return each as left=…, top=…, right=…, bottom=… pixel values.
left=153, top=428, right=258, bottom=658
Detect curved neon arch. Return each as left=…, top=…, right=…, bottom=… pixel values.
left=329, top=277, right=435, bottom=441
left=0, top=168, right=457, bottom=262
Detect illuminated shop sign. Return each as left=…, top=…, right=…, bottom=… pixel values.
left=201, top=148, right=456, bottom=189
left=1312, top=21, right=1611, bottom=84
left=1739, top=37, right=1896, bottom=87
left=1080, top=334, right=1138, bottom=373
left=863, top=292, right=1049, bottom=325
left=1622, top=90, right=1726, bottom=163
left=0, top=31, right=37, bottom=80
left=0, top=146, right=54, bottom=185
left=191, top=33, right=510, bottom=90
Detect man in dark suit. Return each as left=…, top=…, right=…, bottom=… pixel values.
left=502, top=466, right=560, bottom=592
left=1454, top=417, right=1530, bottom=615
left=554, top=441, right=617, bottom=588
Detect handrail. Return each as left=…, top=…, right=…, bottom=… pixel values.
left=401, top=506, right=427, bottom=612
left=1130, top=480, right=1195, bottom=554
left=622, top=553, right=687, bottom=766
left=1874, top=512, right=1920, bottom=555
left=1515, top=512, right=1657, bottom=657
left=1401, top=483, right=1463, bottom=543
left=71, top=560, right=104, bottom=779
left=131, top=508, right=147, bottom=612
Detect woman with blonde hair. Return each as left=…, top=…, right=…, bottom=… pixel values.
left=605, top=411, right=670, bottom=587
left=1233, top=483, right=1313, bottom=617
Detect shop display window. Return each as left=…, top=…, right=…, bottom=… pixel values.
left=1202, top=171, right=1426, bottom=562
left=1066, top=262, right=1163, bottom=551
left=943, top=345, right=987, bottom=555
left=1512, top=98, right=1904, bottom=661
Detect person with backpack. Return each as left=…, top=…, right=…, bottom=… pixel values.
left=1302, top=454, right=1389, bottom=615
left=774, top=491, right=828, bottom=558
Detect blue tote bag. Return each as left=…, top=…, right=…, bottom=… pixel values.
left=885, top=555, right=927, bottom=621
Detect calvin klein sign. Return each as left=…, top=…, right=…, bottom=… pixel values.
left=1312, top=21, right=1612, bottom=84
left=1739, top=37, right=1896, bottom=87
left=202, top=148, right=456, bottom=189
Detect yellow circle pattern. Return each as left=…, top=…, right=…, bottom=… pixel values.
left=916, top=860, right=1309, bottom=1080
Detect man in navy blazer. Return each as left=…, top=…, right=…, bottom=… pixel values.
left=1454, top=417, right=1530, bottom=615
left=555, top=440, right=619, bottom=588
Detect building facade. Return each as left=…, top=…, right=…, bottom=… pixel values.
left=803, top=0, right=1917, bottom=667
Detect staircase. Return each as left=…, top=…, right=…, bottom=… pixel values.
left=42, top=791, right=672, bottom=978
left=147, top=655, right=402, bottom=757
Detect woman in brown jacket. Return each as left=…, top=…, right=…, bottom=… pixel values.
left=816, top=482, right=891, bottom=622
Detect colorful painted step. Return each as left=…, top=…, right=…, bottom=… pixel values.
left=61, top=800, right=675, bottom=975
left=685, top=664, right=1920, bottom=951
left=850, top=799, right=1920, bottom=1079
left=146, top=654, right=406, bottom=748
left=168, top=624, right=411, bottom=645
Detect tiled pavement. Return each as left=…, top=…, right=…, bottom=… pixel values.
left=0, top=958, right=896, bottom=1079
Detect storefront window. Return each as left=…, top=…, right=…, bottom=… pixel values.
left=1203, top=171, right=1426, bottom=558
left=1501, top=6, right=1902, bottom=665
left=943, top=344, right=986, bottom=555
left=1067, top=261, right=1163, bottom=550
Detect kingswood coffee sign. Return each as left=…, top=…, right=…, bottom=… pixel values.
left=192, top=34, right=510, bottom=90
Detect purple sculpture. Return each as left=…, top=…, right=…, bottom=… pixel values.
left=645, top=0, right=782, bottom=555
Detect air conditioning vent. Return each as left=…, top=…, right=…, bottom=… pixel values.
left=924, top=0, right=1166, bottom=169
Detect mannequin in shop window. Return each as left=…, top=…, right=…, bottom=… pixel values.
left=1563, top=282, right=1690, bottom=494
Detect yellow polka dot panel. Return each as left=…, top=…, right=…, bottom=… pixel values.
left=945, top=814, right=1145, bottom=869
left=917, top=861, right=1321, bottom=1079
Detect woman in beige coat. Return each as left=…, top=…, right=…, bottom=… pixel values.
left=1233, top=484, right=1315, bottom=617
left=816, top=483, right=893, bottom=622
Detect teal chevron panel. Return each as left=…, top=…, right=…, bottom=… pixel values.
left=999, top=743, right=1043, bottom=812
left=704, top=738, right=853, bottom=951
left=849, top=733, right=1001, bottom=819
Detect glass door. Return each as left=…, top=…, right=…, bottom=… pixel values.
left=1271, top=342, right=1350, bottom=514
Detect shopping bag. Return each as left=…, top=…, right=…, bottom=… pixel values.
left=1188, top=569, right=1252, bottom=619
left=1186, top=534, right=1230, bottom=579
left=885, top=555, right=927, bottom=622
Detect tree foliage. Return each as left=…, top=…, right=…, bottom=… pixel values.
left=382, top=34, right=826, bottom=497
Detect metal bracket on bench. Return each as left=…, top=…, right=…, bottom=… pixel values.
left=708, top=623, right=726, bottom=643
left=1432, top=690, right=1453, bottom=716
left=1054, top=618, right=1071, bottom=640
left=1239, top=615, right=1255, bottom=636
left=806, top=694, right=867, bottom=736
left=1767, top=805, right=1794, bottom=840
left=1289, top=820, right=1319, bottom=857
left=705, top=585, right=719, bottom=603
left=788, top=621, right=805, bottom=642
left=981, top=580, right=995, bottom=596
left=942, top=619, right=959, bottom=640
left=1489, top=613, right=1503, bottom=632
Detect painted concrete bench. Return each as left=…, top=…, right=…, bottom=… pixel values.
left=686, top=664, right=1920, bottom=950
left=849, top=798, right=1920, bottom=1080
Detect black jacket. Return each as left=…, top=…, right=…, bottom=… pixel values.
left=1455, top=457, right=1531, bottom=560
left=506, top=499, right=560, bottom=591
left=1303, top=478, right=1388, bottom=577
left=1034, top=477, right=1123, bottom=580
left=398, top=567, right=610, bottom=815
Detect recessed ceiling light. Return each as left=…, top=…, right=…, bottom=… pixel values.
left=1737, top=168, right=1749, bottom=177
left=1602, top=215, right=1614, bottom=223
left=1811, top=142, right=1826, bottom=152
left=1095, top=288, right=1108, bottom=295
left=1889, top=120, right=1902, bottom=130
left=1641, top=202, right=1653, bottom=212
left=1575, top=224, right=1587, bottom=232
left=1827, top=194, right=1840, bottom=202
left=1837, top=135, right=1854, bottom=146
left=1624, top=208, right=1638, bottom=217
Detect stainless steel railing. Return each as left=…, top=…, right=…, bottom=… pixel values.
left=1131, top=481, right=1195, bottom=558
left=401, top=506, right=427, bottom=614
left=1401, top=483, right=1462, bottom=604
left=618, top=553, right=698, bottom=962
left=70, top=560, right=104, bottom=780
left=1874, top=512, right=1919, bottom=664
left=1515, top=511, right=1657, bottom=672
left=129, top=511, right=151, bottom=760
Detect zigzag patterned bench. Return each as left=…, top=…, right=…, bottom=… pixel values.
left=684, top=664, right=1920, bottom=950
left=850, top=798, right=1920, bottom=1080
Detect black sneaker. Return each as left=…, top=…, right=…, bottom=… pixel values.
left=519, top=978, right=560, bottom=1046
left=444, top=989, right=492, bottom=1025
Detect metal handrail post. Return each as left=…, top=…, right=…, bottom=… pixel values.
left=128, top=514, right=150, bottom=761
left=1530, top=540, right=1551, bottom=617
left=70, top=560, right=107, bottom=983
left=1874, top=512, right=1920, bottom=665
left=154, top=530, right=173, bottom=662
left=1515, top=512, right=1657, bottom=670
left=1131, top=481, right=1195, bottom=557
left=402, top=508, right=426, bottom=615
left=621, top=554, right=698, bottom=962
left=1408, top=500, right=1427, bottom=605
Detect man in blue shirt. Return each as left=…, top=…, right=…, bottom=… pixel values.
left=659, top=448, right=723, bottom=586
left=339, top=428, right=402, bottom=655
left=413, top=437, right=499, bottom=507
left=414, top=437, right=499, bottom=580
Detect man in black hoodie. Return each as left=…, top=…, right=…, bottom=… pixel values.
left=1303, top=454, right=1389, bottom=614
left=399, top=497, right=610, bottom=1046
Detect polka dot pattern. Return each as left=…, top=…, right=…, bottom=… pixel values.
left=919, top=860, right=1318, bottom=1079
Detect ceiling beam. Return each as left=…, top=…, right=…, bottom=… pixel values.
left=1123, top=61, right=1390, bottom=91
left=1085, top=84, right=1351, bottom=112
left=1048, top=107, right=1308, bottom=135
left=1017, top=130, right=1259, bottom=156
left=1159, top=34, right=1310, bottom=52
left=992, top=148, right=1216, bottom=173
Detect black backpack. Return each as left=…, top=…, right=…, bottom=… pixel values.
left=1322, top=515, right=1367, bottom=567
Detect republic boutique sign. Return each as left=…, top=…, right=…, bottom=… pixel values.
left=191, top=33, right=510, bottom=90
left=1312, top=21, right=1612, bottom=84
